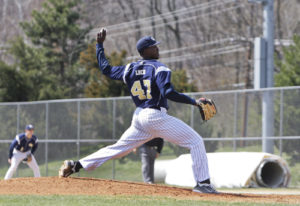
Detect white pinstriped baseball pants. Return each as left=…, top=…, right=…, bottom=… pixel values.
left=79, top=107, right=210, bottom=182
left=4, top=149, right=40, bottom=180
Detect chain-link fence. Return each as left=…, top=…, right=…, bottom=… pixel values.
left=0, top=86, right=300, bottom=186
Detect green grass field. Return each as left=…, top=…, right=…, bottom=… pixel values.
left=1, top=148, right=300, bottom=187
left=1, top=158, right=300, bottom=206
left=0, top=195, right=299, bottom=206
left=1, top=144, right=300, bottom=206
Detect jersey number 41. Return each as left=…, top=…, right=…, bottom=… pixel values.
left=131, top=80, right=152, bottom=100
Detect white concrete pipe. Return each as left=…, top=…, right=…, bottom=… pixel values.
left=154, top=152, right=291, bottom=188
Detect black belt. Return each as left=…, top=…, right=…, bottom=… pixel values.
left=149, top=106, right=161, bottom=110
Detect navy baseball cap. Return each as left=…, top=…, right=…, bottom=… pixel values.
left=25, top=124, right=34, bottom=130
left=136, top=36, right=160, bottom=54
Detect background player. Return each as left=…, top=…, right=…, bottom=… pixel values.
left=139, top=137, right=164, bottom=184
left=59, top=28, right=218, bottom=194
left=4, top=124, right=40, bottom=179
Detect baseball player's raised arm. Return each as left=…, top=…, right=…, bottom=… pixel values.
left=96, top=43, right=126, bottom=81
left=8, top=139, right=17, bottom=159
left=155, top=68, right=196, bottom=105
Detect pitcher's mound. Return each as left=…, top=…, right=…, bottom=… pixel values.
left=0, top=177, right=299, bottom=204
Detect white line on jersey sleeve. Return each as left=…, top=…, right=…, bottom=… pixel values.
left=123, top=63, right=132, bottom=84
left=155, top=66, right=171, bottom=76
left=16, top=135, right=20, bottom=144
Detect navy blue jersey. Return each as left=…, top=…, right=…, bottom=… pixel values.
left=9, top=133, right=38, bottom=158
left=125, top=60, right=172, bottom=109
left=97, top=44, right=174, bottom=109
left=96, top=43, right=196, bottom=109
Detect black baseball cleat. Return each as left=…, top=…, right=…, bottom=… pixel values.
left=192, top=183, right=219, bottom=194
left=58, top=160, right=80, bottom=178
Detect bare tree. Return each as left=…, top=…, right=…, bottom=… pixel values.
left=117, top=0, right=142, bottom=41
left=149, top=0, right=157, bottom=38
left=2, top=0, right=300, bottom=91
left=154, top=0, right=182, bottom=48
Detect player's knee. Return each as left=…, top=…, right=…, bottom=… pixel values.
left=29, top=164, right=39, bottom=170
left=190, top=139, right=205, bottom=149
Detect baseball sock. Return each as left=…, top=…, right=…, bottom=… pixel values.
left=74, top=161, right=83, bottom=172
left=200, top=179, right=210, bottom=184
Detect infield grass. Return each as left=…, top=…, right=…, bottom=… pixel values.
left=0, top=195, right=298, bottom=206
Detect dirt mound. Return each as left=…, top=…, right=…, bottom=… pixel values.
left=0, top=177, right=299, bottom=204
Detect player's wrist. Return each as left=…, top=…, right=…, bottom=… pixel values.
left=195, top=97, right=207, bottom=106
left=96, top=43, right=104, bottom=47
left=192, top=99, right=197, bottom=106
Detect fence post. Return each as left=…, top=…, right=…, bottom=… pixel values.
left=279, top=89, right=283, bottom=156
left=16, top=104, right=20, bottom=177
left=112, top=99, right=116, bottom=179
left=233, top=93, right=238, bottom=152
left=77, top=101, right=81, bottom=177
left=45, top=103, right=49, bottom=176
left=16, top=104, right=20, bottom=134
left=190, top=94, right=194, bottom=129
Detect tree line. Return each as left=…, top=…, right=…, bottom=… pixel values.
left=0, top=0, right=300, bottom=162
left=0, top=0, right=196, bottom=102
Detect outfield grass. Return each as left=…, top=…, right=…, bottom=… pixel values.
left=0, top=195, right=298, bottom=206
left=1, top=144, right=300, bottom=187
left=1, top=155, right=300, bottom=188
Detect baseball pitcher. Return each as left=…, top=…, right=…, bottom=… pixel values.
left=59, top=28, right=217, bottom=194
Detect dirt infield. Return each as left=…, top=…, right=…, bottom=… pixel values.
left=0, top=177, right=299, bottom=204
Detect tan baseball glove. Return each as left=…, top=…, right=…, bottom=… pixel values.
left=27, top=154, right=32, bottom=162
left=23, top=154, right=32, bottom=163
left=196, top=97, right=217, bottom=121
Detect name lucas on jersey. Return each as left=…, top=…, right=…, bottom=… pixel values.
left=135, top=70, right=146, bottom=75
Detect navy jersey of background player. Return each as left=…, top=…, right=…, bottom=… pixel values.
left=97, top=44, right=171, bottom=109
left=9, top=133, right=38, bottom=159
